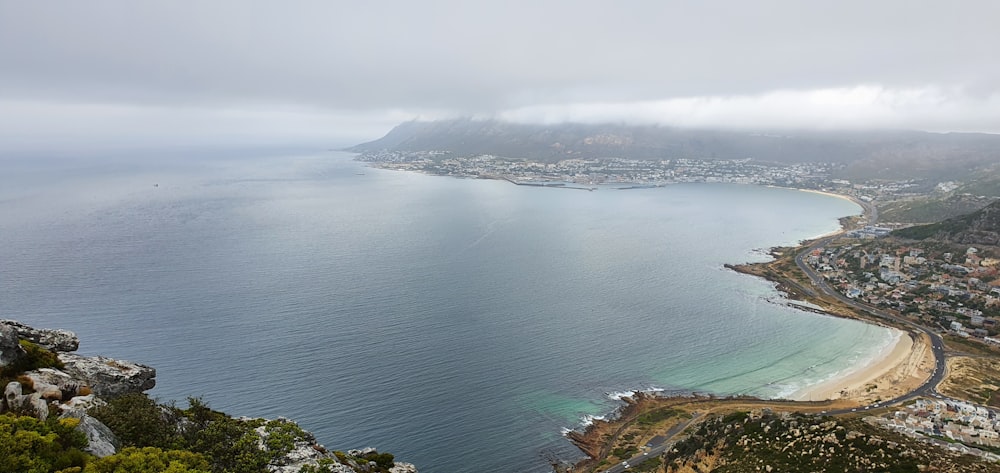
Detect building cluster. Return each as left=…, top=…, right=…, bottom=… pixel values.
left=806, top=243, right=1000, bottom=338
left=868, top=399, right=1000, bottom=461
left=358, top=152, right=833, bottom=188
left=846, top=226, right=894, bottom=239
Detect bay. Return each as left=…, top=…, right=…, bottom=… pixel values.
left=0, top=151, right=892, bottom=472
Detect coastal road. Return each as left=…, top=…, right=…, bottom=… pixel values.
left=597, top=413, right=703, bottom=473
left=793, top=222, right=948, bottom=415
left=593, top=201, right=940, bottom=471
left=819, top=336, right=946, bottom=416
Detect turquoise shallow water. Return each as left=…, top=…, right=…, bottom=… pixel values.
left=0, top=151, right=892, bottom=472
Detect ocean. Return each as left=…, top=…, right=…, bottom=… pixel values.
left=0, top=150, right=895, bottom=472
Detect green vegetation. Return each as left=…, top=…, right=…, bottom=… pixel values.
left=611, top=446, right=638, bottom=459
left=188, top=415, right=271, bottom=473
left=0, top=414, right=89, bottom=473
left=1, top=392, right=396, bottom=473
left=880, top=195, right=994, bottom=225
left=662, top=412, right=996, bottom=473
left=635, top=408, right=683, bottom=426
left=721, top=411, right=749, bottom=423
left=89, top=393, right=178, bottom=449
left=90, top=395, right=318, bottom=473
left=84, top=447, right=210, bottom=473
left=893, top=199, right=1000, bottom=242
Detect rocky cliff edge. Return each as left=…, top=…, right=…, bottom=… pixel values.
left=0, top=319, right=416, bottom=473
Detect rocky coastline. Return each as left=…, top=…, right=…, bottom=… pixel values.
left=0, top=319, right=417, bottom=473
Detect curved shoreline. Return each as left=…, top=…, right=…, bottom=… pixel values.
left=746, top=188, right=928, bottom=404
left=794, top=187, right=861, bottom=205
left=788, top=329, right=910, bottom=401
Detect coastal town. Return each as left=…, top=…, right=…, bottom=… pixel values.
left=356, top=150, right=962, bottom=211
left=359, top=151, right=1000, bottom=348
left=356, top=150, right=1000, bottom=471
left=357, top=151, right=1000, bottom=470
left=868, top=398, right=1000, bottom=461
left=357, top=151, right=836, bottom=189
left=803, top=239, right=1000, bottom=341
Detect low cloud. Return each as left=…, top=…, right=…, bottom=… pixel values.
left=0, top=100, right=420, bottom=152
left=498, top=85, right=1000, bottom=133
left=3, top=1, right=1000, bottom=150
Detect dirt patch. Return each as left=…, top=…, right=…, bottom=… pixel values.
left=939, top=356, right=1000, bottom=407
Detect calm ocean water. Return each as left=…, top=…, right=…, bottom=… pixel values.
left=0, top=151, right=893, bottom=472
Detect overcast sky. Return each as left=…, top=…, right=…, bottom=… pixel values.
left=3, top=1, right=1000, bottom=152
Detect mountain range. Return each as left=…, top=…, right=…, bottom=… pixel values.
left=352, top=119, right=1000, bottom=180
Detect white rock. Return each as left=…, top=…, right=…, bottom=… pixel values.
left=28, top=392, right=48, bottom=420
left=0, top=325, right=25, bottom=368
left=0, top=320, right=79, bottom=352
left=70, top=414, right=120, bottom=458
left=59, top=394, right=107, bottom=417
left=390, top=463, right=419, bottom=473
left=3, top=381, right=22, bottom=413
left=58, top=353, right=155, bottom=398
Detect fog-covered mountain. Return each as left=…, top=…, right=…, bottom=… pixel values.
left=352, top=119, right=1000, bottom=180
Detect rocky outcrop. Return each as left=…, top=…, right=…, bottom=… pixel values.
left=58, top=353, right=156, bottom=398
left=54, top=395, right=120, bottom=457
left=0, top=324, right=25, bottom=367
left=389, top=463, right=419, bottom=473
left=22, top=367, right=85, bottom=400
left=267, top=441, right=354, bottom=473
left=68, top=413, right=120, bottom=457
left=1, top=321, right=417, bottom=472
left=59, top=393, right=106, bottom=416
left=3, top=381, right=49, bottom=419
left=257, top=426, right=417, bottom=473
left=0, top=319, right=79, bottom=352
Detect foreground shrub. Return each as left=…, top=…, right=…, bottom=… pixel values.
left=0, top=413, right=89, bottom=473
left=84, top=447, right=210, bottom=473
left=89, top=393, right=180, bottom=449
left=189, top=417, right=269, bottom=473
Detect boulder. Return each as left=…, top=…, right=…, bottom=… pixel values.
left=389, top=463, right=419, bottom=473
left=23, top=367, right=85, bottom=400
left=3, top=381, right=23, bottom=413
left=59, top=394, right=107, bottom=417
left=0, top=320, right=79, bottom=352
left=58, top=354, right=155, bottom=398
left=348, top=447, right=378, bottom=457
left=0, top=324, right=25, bottom=368
left=268, top=460, right=355, bottom=473
left=28, top=379, right=63, bottom=401
left=68, top=414, right=120, bottom=458
left=5, top=386, right=51, bottom=420
left=27, top=392, right=49, bottom=421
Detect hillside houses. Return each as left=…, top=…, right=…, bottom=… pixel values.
left=805, top=241, right=1000, bottom=338
left=868, top=399, right=1000, bottom=461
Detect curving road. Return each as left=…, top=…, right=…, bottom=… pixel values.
left=595, top=200, right=946, bottom=471
left=793, top=218, right=947, bottom=415
left=597, top=413, right=703, bottom=473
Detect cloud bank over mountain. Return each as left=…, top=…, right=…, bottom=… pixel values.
left=3, top=1, right=999, bottom=151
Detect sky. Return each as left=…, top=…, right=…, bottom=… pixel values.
left=3, top=1, right=1000, bottom=152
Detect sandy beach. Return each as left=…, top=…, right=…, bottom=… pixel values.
left=788, top=330, right=932, bottom=402
left=795, top=187, right=862, bottom=206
